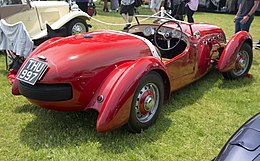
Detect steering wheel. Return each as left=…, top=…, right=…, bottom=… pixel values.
left=154, top=20, right=183, bottom=51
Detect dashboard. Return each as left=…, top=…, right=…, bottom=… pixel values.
left=128, top=24, right=189, bottom=45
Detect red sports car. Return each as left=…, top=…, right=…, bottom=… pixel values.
left=12, top=17, right=253, bottom=133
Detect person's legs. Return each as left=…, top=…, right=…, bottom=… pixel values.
left=128, top=16, right=133, bottom=24
left=151, top=8, right=157, bottom=14
left=234, top=18, right=242, bottom=33
left=151, top=0, right=162, bottom=23
left=153, top=9, right=160, bottom=23
left=120, top=4, right=133, bottom=30
left=240, top=17, right=254, bottom=32
left=125, top=4, right=134, bottom=29
left=176, top=2, right=185, bottom=21
left=110, top=0, right=118, bottom=11
left=150, top=0, right=157, bottom=14
left=171, top=4, right=177, bottom=17
left=120, top=4, right=128, bottom=22
left=128, top=4, right=134, bottom=23
left=122, top=14, right=131, bottom=30
left=103, top=0, right=108, bottom=12
left=121, top=13, right=128, bottom=23
left=186, top=5, right=194, bottom=23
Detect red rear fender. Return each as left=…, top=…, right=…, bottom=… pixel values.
left=218, top=31, right=252, bottom=72
left=92, top=56, right=168, bottom=132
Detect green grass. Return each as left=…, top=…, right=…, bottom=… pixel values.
left=1, top=4, right=260, bottom=161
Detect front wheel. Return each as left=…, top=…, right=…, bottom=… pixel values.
left=67, top=18, right=89, bottom=36
left=222, top=43, right=253, bottom=80
left=128, top=72, right=164, bottom=133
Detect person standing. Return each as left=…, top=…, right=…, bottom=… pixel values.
left=234, top=0, right=259, bottom=33
left=185, top=0, right=198, bottom=23
left=120, top=0, right=135, bottom=30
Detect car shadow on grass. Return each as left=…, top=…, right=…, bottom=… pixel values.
left=218, top=66, right=255, bottom=90
left=16, top=70, right=251, bottom=154
left=16, top=104, right=172, bottom=152
left=219, top=76, right=254, bottom=89
left=164, top=70, right=222, bottom=111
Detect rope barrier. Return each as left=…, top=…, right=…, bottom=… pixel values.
left=88, top=7, right=174, bottom=26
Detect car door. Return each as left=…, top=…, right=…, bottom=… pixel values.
left=164, top=35, right=196, bottom=91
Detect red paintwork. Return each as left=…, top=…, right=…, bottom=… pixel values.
left=12, top=22, right=252, bottom=132
left=218, top=31, right=252, bottom=72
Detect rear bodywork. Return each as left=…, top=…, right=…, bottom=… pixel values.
left=12, top=30, right=165, bottom=132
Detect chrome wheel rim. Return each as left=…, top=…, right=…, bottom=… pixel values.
left=134, top=83, right=159, bottom=123
left=232, top=50, right=249, bottom=76
left=72, top=22, right=86, bottom=35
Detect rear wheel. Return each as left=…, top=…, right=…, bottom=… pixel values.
left=67, top=18, right=88, bottom=36
left=128, top=72, right=164, bottom=133
left=222, top=43, right=253, bottom=79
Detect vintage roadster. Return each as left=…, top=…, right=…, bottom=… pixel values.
left=12, top=16, right=253, bottom=133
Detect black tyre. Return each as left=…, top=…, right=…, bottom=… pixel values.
left=67, top=18, right=88, bottom=36
left=222, top=43, right=253, bottom=80
left=128, top=72, right=164, bottom=133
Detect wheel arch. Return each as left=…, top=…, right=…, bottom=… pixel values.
left=153, top=68, right=171, bottom=103
left=243, top=38, right=253, bottom=49
left=94, top=56, right=170, bottom=132
left=218, top=31, right=252, bottom=72
left=48, top=11, right=90, bottom=31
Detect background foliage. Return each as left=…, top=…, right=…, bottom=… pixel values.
left=0, top=3, right=260, bottom=161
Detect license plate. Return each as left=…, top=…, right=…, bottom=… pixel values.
left=17, top=58, right=48, bottom=85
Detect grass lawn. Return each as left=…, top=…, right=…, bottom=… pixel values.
left=1, top=4, right=260, bottom=161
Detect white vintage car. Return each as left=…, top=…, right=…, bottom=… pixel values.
left=0, top=0, right=91, bottom=45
